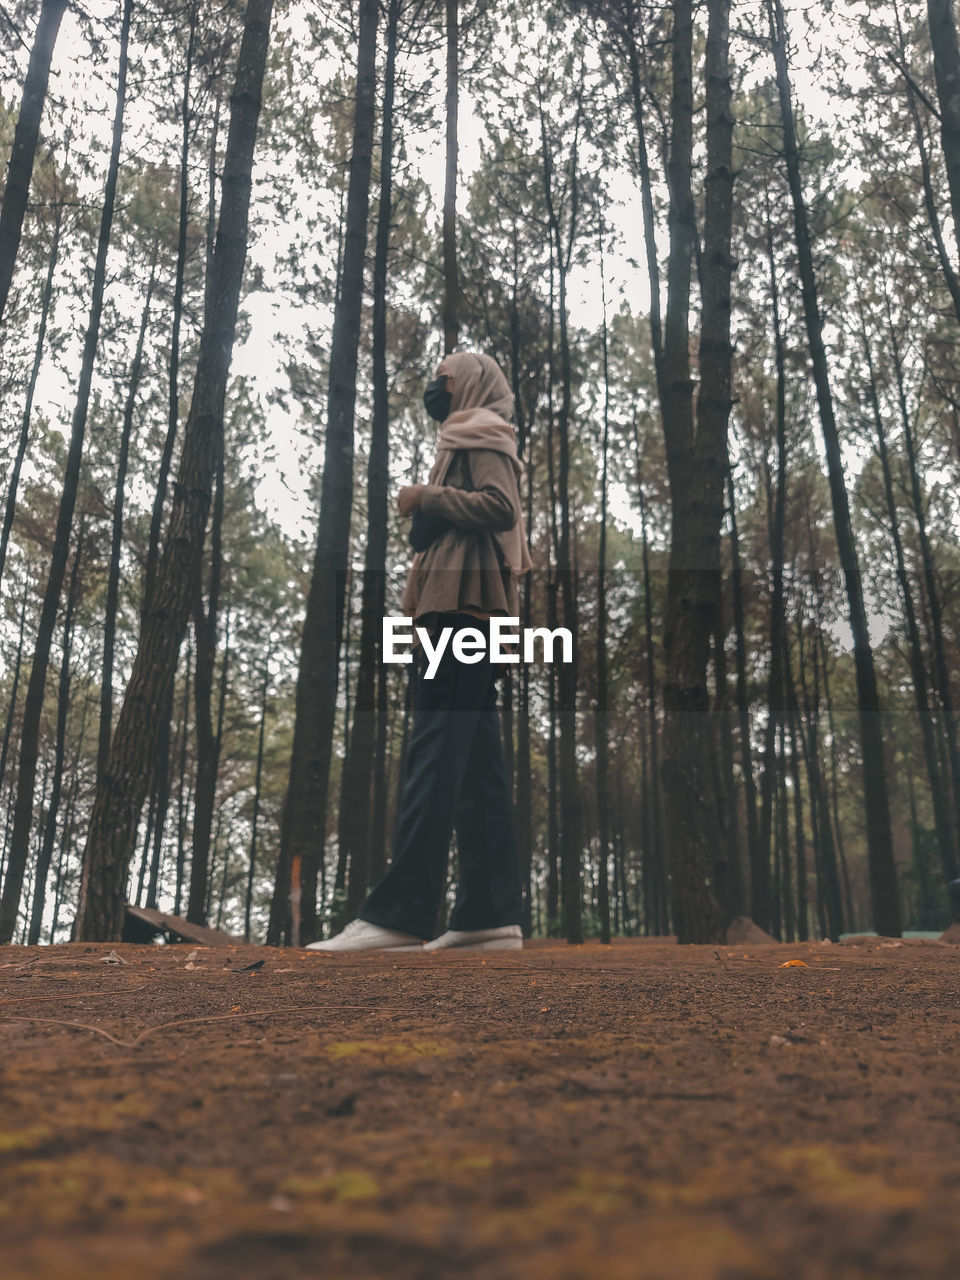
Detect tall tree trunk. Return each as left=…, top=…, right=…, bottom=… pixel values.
left=339, top=0, right=398, bottom=922
left=784, top=654, right=808, bottom=940
left=857, top=291, right=958, bottom=879
left=51, top=731, right=84, bottom=943
left=138, top=26, right=204, bottom=907
left=74, top=0, right=274, bottom=941
left=212, top=810, right=227, bottom=928
left=28, top=528, right=83, bottom=945
left=135, top=789, right=155, bottom=907
left=813, top=583, right=856, bottom=930
left=794, top=615, right=844, bottom=939
left=145, top=706, right=173, bottom=910
left=99, top=245, right=159, bottom=783
left=174, top=643, right=191, bottom=918
left=623, top=8, right=664, bottom=388
left=893, top=1, right=960, bottom=326
left=0, top=585, right=28, bottom=811
left=0, top=0, right=134, bottom=946
left=442, top=0, right=459, bottom=352
left=928, top=0, right=960, bottom=260
left=595, top=212, right=612, bottom=943
left=539, top=81, right=584, bottom=945
left=622, top=2, right=670, bottom=930
left=23, top=753, right=53, bottom=942
left=340, top=567, right=355, bottom=772
left=369, top=662, right=390, bottom=887
left=635, top=433, right=667, bottom=933
left=269, top=0, right=377, bottom=947
left=885, top=295, right=960, bottom=880
left=659, top=0, right=732, bottom=943
left=187, top=450, right=226, bottom=923
left=775, top=717, right=791, bottom=938
left=145, top=10, right=201, bottom=613
left=756, top=207, right=788, bottom=931
left=622, top=5, right=668, bottom=930
left=0, top=0, right=68, bottom=321
left=544, top=253, right=560, bottom=934
left=726, top=465, right=760, bottom=915
left=767, top=0, right=900, bottom=936
left=510, top=229, right=536, bottom=935
left=714, top=608, right=743, bottom=917
left=546, top=587, right=560, bottom=932
left=205, top=626, right=231, bottom=923
left=0, top=196, right=63, bottom=589
left=615, top=761, right=630, bottom=932
left=516, top=531, right=535, bottom=932
left=245, top=648, right=271, bottom=942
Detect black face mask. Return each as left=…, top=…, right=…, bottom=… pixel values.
left=423, top=375, right=452, bottom=422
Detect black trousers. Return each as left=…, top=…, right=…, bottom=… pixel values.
left=359, top=614, right=523, bottom=939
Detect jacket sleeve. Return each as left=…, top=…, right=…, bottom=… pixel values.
left=419, top=449, right=518, bottom=532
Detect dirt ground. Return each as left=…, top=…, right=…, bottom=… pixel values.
left=1, top=937, right=959, bottom=1280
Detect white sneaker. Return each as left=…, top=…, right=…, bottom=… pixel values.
left=423, top=925, right=523, bottom=952
left=305, top=919, right=424, bottom=952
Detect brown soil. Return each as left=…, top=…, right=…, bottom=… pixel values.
left=1, top=937, right=959, bottom=1280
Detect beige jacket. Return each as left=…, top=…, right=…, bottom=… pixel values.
left=400, top=448, right=522, bottom=625
left=400, top=352, right=532, bottom=629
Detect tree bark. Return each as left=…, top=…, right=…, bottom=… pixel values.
left=634, top=433, right=667, bottom=933
left=928, top=0, right=960, bottom=261
left=884, top=292, right=960, bottom=882
left=28, top=528, right=83, bottom=945
left=174, top=643, right=191, bottom=918
left=442, top=0, right=459, bottom=352
left=187, top=451, right=226, bottom=923
left=596, top=212, right=612, bottom=942
left=0, top=584, right=28, bottom=818
left=74, top=0, right=274, bottom=941
left=145, top=703, right=173, bottom=910
left=539, top=81, right=584, bottom=944
left=0, top=196, right=63, bottom=589
left=814, top=591, right=856, bottom=930
left=145, top=9, right=202, bottom=613
left=756, top=207, right=787, bottom=932
left=544, top=251, right=560, bottom=934
left=784, top=653, right=808, bottom=940
left=798, top=621, right=844, bottom=939
left=894, top=0, right=960, bottom=327
left=857, top=290, right=958, bottom=879
left=767, top=0, right=900, bottom=936
left=245, top=648, right=271, bottom=942
left=659, top=0, right=732, bottom=944
left=0, top=0, right=68, bottom=321
left=0, top=0, right=134, bottom=946
left=339, top=0, right=398, bottom=922
left=269, top=0, right=377, bottom=946
left=714, top=606, right=744, bottom=918
left=726, top=465, right=760, bottom=917
left=99, top=245, right=159, bottom=783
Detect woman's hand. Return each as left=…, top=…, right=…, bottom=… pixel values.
left=397, top=484, right=426, bottom=517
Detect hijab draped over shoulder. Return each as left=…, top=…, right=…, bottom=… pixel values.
left=427, top=351, right=533, bottom=580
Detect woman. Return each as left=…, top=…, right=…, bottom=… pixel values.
left=310, top=351, right=532, bottom=953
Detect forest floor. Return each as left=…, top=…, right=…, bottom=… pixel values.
left=1, top=937, right=959, bottom=1280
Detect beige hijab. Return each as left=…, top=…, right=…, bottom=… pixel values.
left=425, top=352, right=533, bottom=578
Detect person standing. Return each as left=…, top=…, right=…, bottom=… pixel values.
left=310, top=351, right=532, bottom=953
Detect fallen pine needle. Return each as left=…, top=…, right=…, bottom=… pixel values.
left=0, top=983, right=148, bottom=1007
left=2, top=1004, right=408, bottom=1049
